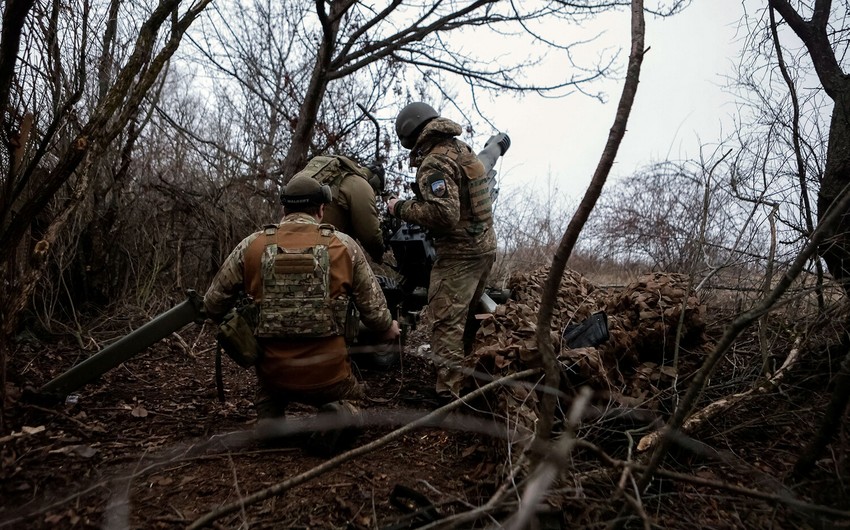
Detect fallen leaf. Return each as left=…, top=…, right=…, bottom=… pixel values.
left=0, top=425, right=46, bottom=443
left=461, top=444, right=479, bottom=458
left=156, top=476, right=174, bottom=486
left=660, top=366, right=678, bottom=377
left=131, top=405, right=148, bottom=418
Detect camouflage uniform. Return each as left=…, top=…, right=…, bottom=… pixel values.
left=204, top=213, right=393, bottom=418
left=392, top=118, right=497, bottom=396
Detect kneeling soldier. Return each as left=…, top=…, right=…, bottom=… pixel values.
left=204, top=174, right=400, bottom=452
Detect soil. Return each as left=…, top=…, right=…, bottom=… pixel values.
left=1, top=293, right=849, bottom=529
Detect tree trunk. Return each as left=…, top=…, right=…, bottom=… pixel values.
left=279, top=1, right=355, bottom=183
left=0, top=0, right=211, bottom=431
left=769, top=0, right=850, bottom=296
left=533, top=0, right=645, bottom=445
left=817, top=91, right=850, bottom=295
left=792, top=326, right=850, bottom=479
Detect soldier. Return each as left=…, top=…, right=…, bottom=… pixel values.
left=291, top=155, right=387, bottom=264
left=387, top=102, right=505, bottom=400
left=204, top=174, right=400, bottom=441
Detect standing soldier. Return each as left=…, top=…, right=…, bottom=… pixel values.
left=387, top=102, right=507, bottom=400
left=291, top=155, right=387, bottom=264
left=204, top=174, right=400, bottom=448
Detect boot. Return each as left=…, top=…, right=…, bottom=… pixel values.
left=305, top=401, right=361, bottom=457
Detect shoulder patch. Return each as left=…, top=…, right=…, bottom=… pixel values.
left=427, top=171, right=448, bottom=198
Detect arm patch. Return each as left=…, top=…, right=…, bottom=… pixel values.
left=427, top=171, right=448, bottom=198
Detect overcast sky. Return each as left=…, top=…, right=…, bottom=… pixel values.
left=454, top=1, right=748, bottom=204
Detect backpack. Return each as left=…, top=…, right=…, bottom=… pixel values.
left=214, top=297, right=261, bottom=402
left=292, top=155, right=371, bottom=200
left=429, top=143, right=491, bottom=225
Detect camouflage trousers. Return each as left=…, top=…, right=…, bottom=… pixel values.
left=427, top=251, right=496, bottom=396
left=255, top=373, right=365, bottom=420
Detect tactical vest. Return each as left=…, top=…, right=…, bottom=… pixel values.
left=429, top=141, right=492, bottom=230
left=292, top=155, right=371, bottom=201
left=250, top=224, right=349, bottom=339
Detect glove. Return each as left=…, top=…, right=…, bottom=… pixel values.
left=388, top=198, right=405, bottom=218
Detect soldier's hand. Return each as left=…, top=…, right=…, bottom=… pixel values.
left=381, top=320, right=401, bottom=342
left=387, top=198, right=399, bottom=216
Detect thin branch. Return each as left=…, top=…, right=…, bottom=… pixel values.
left=534, top=0, right=646, bottom=446
left=187, top=369, right=541, bottom=529
left=579, top=440, right=850, bottom=520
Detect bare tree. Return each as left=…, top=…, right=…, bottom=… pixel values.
left=186, top=1, right=391, bottom=191
left=766, top=1, right=850, bottom=295
left=0, top=0, right=212, bottom=429
left=739, top=0, right=850, bottom=475
left=587, top=160, right=751, bottom=271
left=189, top=1, right=689, bottom=184
left=491, top=177, right=573, bottom=284
left=0, top=1, right=36, bottom=140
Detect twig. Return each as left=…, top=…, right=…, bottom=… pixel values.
left=22, top=403, right=92, bottom=431
left=578, top=441, right=850, bottom=520
left=225, top=452, right=248, bottom=527
left=187, top=369, right=541, bottom=529
left=637, top=334, right=803, bottom=453
left=622, top=492, right=650, bottom=530
left=501, top=387, right=592, bottom=530
left=415, top=475, right=516, bottom=530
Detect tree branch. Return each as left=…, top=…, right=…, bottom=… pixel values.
left=187, top=369, right=540, bottom=529
left=534, top=0, right=646, bottom=446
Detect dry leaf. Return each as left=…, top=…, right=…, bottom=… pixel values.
left=659, top=366, right=678, bottom=377
left=494, top=354, right=511, bottom=369
left=461, top=444, right=478, bottom=458
left=156, top=476, right=174, bottom=486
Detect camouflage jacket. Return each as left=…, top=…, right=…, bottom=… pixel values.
left=203, top=213, right=392, bottom=391
left=394, top=117, right=497, bottom=258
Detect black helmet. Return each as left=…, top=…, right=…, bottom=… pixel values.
left=281, top=174, right=332, bottom=206
left=395, top=102, right=438, bottom=149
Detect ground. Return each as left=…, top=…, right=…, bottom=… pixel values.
left=1, top=287, right=849, bottom=529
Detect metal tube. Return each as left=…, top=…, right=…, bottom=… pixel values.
left=39, top=290, right=205, bottom=397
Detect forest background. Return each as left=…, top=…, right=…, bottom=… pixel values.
left=1, top=0, right=850, bottom=528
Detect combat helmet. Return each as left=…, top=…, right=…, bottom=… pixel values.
left=395, top=102, right=439, bottom=149
left=281, top=174, right=332, bottom=207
